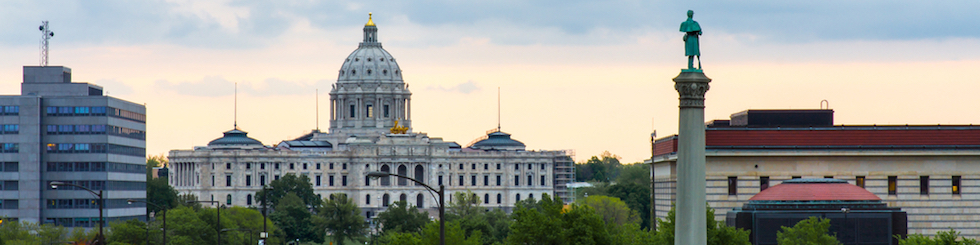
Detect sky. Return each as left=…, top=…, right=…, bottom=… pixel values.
left=2, top=0, right=979, bottom=163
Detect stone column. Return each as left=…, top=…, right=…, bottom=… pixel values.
left=673, top=71, right=710, bottom=245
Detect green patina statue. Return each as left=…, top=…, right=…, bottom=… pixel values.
left=680, top=10, right=702, bottom=71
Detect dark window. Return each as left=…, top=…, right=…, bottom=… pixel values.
left=275, top=163, right=280, bottom=170
left=760, top=176, right=770, bottom=191
left=303, top=163, right=307, bottom=170
left=953, top=176, right=962, bottom=195
left=484, top=164, right=488, bottom=170
left=261, top=163, right=266, bottom=170
left=471, top=175, right=476, bottom=186
left=888, top=176, right=898, bottom=195
left=824, top=176, right=833, bottom=179
left=459, top=164, right=463, bottom=170
left=856, top=176, right=865, bottom=188
left=275, top=175, right=279, bottom=180
left=541, top=175, right=546, bottom=186
left=289, top=163, right=294, bottom=170
left=260, top=175, right=266, bottom=186
left=342, top=175, right=347, bottom=186
left=515, top=175, right=519, bottom=186
left=246, top=163, right=251, bottom=169
left=365, top=176, right=371, bottom=186
left=380, top=165, right=390, bottom=186
left=330, top=163, right=334, bottom=169
left=497, top=194, right=502, bottom=204
left=349, top=105, right=356, bottom=118
left=459, top=175, right=464, bottom=186
left=438, top=175, right=443, bottom=186
left=541, top=164, right=545, bottom=170
left=316, top=175, right=321, bottom=186
left=496, top=175, right=501, bottom=186
left=920, top=176, right=929, bottom=195
left=226, top=163, right=231, bottom=169
left=484, top=194, right=489, bottom=204
left=246, top=175, right=252, bottom=186
left=329, top=175, right=335, bottom=186
left=366, top=194, right=371, bottom=205
left=527, top=175, right=533, bottom=186
left=528, top=164, right=532, bottom=170
left=343, top=164, right=347, bottom=170
left=247, top=194, right=252, bottom=206
left=383, top=105, right=390, bottom=118
left=496, top=164, right=501, bottom=170
left=226, top=175, right=232, bottom=186
left=792, top=176, right=801, bottom=179
left=3, top=181, right=18, bottom=190
left=316, top=163, right=321, bottom=170
left=226, top=195, right=232, bottom=205
left=516, top=194, right=521, bottom=202
left=728, top=176, right=738, bottom=195
left=484, top=175, right=489, bottom=186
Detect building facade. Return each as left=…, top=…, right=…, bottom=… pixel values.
left=651, top=109, right=980, bottom=238
left=169, top=15, right=575, bottom=218
left=0, top=66, right=147, bottom=226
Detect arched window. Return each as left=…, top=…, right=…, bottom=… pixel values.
left=349, top=104, right=356, bottom=118
left=226, top=194, right=232, bottom=205
left=380, top=165, right=391, bottom=186
left=399, top=194, right=407, bottom=203
left=529, top=193, right=534, bottom=200
left=383, top=194, right=390, bottom=207
left=516, top=194, right=521, bottom=202
left=366, top=194, right=371, bottom=205
left=417, top=194, right=424, bottom=208
left=496, top=194, right=502, bottom=204
left=414, top=165, right=424, bottom=186
left=397, top=165, right=408, bottom=186
left=484, top=194, right=489, bottom=204
left=246, top=194, right=252, bottom=206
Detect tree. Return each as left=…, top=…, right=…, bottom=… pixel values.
left=653, top=204, right=751, bottom=245
left=776, top=216, right=841, bottom=245
left=376, top=201, right=431, bottom=235
left=271, top=193, right=317, bottom=243
left=606, top=181, right=651, bottom=230
left=898, top=229, right=980, bottom=245
left=560, top=205, right=611, bottom=245
left=576, top=151, right=623, bottom=182
left=579, top=195, right=639, bottom=227
left=146, top=177, right=178, bottom=214
left=507, top=193, right=614, bottom=245
left=256, top=173, right=320, bottom=208
left=420, top=220, right=482, bottom=245
left=316, top=193, right=368, bottom=245
left=108, top=219, right=147, bottom=245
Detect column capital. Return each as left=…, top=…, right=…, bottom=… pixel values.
left=673, top=72, right=711, bottom=108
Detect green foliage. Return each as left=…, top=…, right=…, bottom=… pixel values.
left=898, top=229, right=980, bottom=245
left=0, top=220, right=73, bottom=245
left=272, top=193, right=318, bottom=243
left=776, top=216, right=842, bottom=245
left=377, top=201, right=431, bottom=235
left=606, top=181, right=651, bottom=230
left=108, top=219, right=147, bottom=245
left=579, top=195, right=639, bottom=227
left=608, top=222, right=656, bottom=244
left=377, top=231, right=423, bottom=245
left=575, top=151, right=622, bottom=182
left=445, top=190, right=513, bottom=245
left=507, top=193, right=615, bottom=245
left=653, top=204, right=751, bottom=245
left=316, top=193, right=369, bottom=245
left=146, top=177, right=178, bottom=214
left=561, top=205, right=611, bottom=245
left=420, top=220, right=483, bottom=245
left=256, top=173, right=321, bottom=208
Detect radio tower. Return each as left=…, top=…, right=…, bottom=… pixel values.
left=39, top=21, right=54, bottom=67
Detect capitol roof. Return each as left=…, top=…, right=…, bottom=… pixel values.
left=208, top=128, right=264, bottom=148
left=469, top=131, right=526, bottom=151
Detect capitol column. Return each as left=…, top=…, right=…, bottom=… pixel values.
left=674, top=10, right=710, bottom=245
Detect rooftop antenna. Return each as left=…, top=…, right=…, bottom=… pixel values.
left=234, top=82, right=238, bottom=129
left=316, top=89, right=319, bottom=132
left=497, top=87, right=501, bottom=131
left=39, top=21, right=54, bottom=67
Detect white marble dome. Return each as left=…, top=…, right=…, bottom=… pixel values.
left=337, top=14, right=403, bottom=84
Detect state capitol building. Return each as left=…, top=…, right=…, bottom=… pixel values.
left=168, top=15, right=575, bottom=218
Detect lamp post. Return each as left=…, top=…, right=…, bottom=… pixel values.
left=366, top=171, right=444, bottom=245
left=260, top=185, right=273, bottom=244
left=50, top=181, right=104, bottom=245
left=128, top=199, right=166, bottom=245
left=187, top=200, right=222, bottom=245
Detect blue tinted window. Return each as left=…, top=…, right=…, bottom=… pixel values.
left=74, top=107, right=89, bottom=114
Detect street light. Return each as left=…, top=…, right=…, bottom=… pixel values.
left=50, top=181, right=104, bottom=245
left=260, top=185, right=273, bottom=244
left=187, top=200, right=223, bottom=245
left=366, top=171, right=445, bottom=245
left=128, top=199, right=166, bottom=245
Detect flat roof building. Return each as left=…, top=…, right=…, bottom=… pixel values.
left=0, top=66, right=147, bottom=227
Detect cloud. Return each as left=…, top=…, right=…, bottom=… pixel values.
left=153, top=76, right=335, bottom=97
left=427, top=80, right=480, bottom=94
left=2, top=0, right=979, bottom=49
left=153, top=76, right=235, bottom=97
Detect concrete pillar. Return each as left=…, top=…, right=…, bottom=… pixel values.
left=673, top=71, right=710, bottom=245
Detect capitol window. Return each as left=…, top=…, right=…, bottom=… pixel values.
left=366, top=105, right=373, bottom=118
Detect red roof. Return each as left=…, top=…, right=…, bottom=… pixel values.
left=750, top=182, right=880, bottom=201
left=652, top=126, right=980, bottom=157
